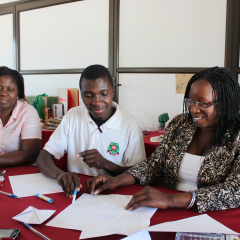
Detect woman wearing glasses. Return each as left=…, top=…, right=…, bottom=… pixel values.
left=86, top=67, right=240, bottom=213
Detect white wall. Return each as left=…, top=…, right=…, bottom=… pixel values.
left=119, top=74, right=184, bottom=127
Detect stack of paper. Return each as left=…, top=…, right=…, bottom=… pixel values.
left=46, top=193, right=157, bottom=239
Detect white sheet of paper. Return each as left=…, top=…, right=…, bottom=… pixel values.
left=47, top=194, right=130, bottom=231
left=143, top=214, right=240, bottom=235
left=80, top=216, right=150, bottom=239
left=13, top=206, right=55, bottom=224
left=121, top=231, right=151, bottom=240
left=79, top=202, right=157, bottom=239
left=9, top=173, right=63, bottom=197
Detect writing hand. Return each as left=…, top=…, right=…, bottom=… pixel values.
left=85, top=174, right=119, bottom=195
left=125, top=186, right=172, bottom=211
left=77, top=149, right=107, bottom=169
left=56, top=172, right=82, bottom=198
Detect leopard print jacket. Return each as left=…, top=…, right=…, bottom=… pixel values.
left=126, top=114, right=240, bottom=213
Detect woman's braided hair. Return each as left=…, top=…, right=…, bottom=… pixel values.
left=183, top=66, right=240, bottom=146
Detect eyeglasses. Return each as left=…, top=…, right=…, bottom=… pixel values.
left=184, top=98, right=216, bottom=110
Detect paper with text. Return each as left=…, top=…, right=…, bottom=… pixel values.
left=47, top=194, right=130, bottom=231
left=79, top=196, right=157, bottom=239
left=9, top=173, right=63, bottom=197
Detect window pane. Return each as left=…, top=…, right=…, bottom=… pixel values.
left=119, top=73, right=185, bottom=127
left=119, top=0, right=226, bottom=68
left=20, top=0, right=109, bottom=70
left=0, top=0, right=20, bottom=4
left=0, top=13, right=13, bottom=69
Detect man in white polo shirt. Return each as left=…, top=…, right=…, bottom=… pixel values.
left=36, top=64, right=146, bottom=198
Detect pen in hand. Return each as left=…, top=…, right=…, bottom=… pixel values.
left=72, top=188, right=77, bottom=204
left=23, top=223, right=51, bottom=240
left=0, top=190, right=18, bottom=198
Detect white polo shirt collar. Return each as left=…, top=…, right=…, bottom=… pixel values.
left=81, top=101, right=122, bottom=130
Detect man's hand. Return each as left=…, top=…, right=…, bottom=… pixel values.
left=56, top=172, right=82, bottom=198
left=77, top=149, right=107, bottom=169
left=85, top=174, right=119, bottom=195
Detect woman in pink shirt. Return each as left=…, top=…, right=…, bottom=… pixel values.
left=0, top=67, right=42, bottom=167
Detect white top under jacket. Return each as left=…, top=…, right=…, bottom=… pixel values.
left=174, top=153, right=205, bottom=192
left=44, top=102, right=146, bottom=176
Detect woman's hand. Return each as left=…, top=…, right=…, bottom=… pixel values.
left=56, top=172, right=82, bottom=198
left=125, top=186, right=172, bottom=210
left=125, top=187, right=193, bottom=211
left=77, top=150, right=107, bottom=169
left=86, top=174, right=120, bottom=195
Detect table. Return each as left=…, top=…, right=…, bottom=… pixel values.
left=1, top=165, right=240, bottom=240
left=142, top=131, right=161, bottom=158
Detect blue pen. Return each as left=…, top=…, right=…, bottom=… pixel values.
left=72, top=188, right=77, bottom=204
left=0, top=190, right=18, bottom=198
left=23, top=223, right=51, bottom=240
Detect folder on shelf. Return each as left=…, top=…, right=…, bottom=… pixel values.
left=58, top=88, right=79, bottom=111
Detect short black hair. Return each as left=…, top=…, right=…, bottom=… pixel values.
left=184, top=66, right=240, bottom=145
left=0, top=66, right=25, bottom=99
left=79, top=64, right=113, bottom=89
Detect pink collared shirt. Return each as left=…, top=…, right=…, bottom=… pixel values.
left=0, top=100, right=42, bottom=154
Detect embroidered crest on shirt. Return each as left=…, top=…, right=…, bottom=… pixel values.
left=107, top=142, right=119, bottom=156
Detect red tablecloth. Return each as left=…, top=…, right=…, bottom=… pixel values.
left=142, top=131, right=161, bottom=158
left=1, top=165, right=240, bottom=240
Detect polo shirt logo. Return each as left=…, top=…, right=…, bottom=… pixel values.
left=107, top=142, right=119, bottom=156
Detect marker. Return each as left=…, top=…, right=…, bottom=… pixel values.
left=72, top=188, right=77, bottom=204
left=0, top=170, right=6, bottom=185
left=36, top=194, right=53, bottom=203
left=0, top=190, right=18, bottom=198
left=23, top=223, right=51, bottom=240
left=0, top=177, right=4, bottom=185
